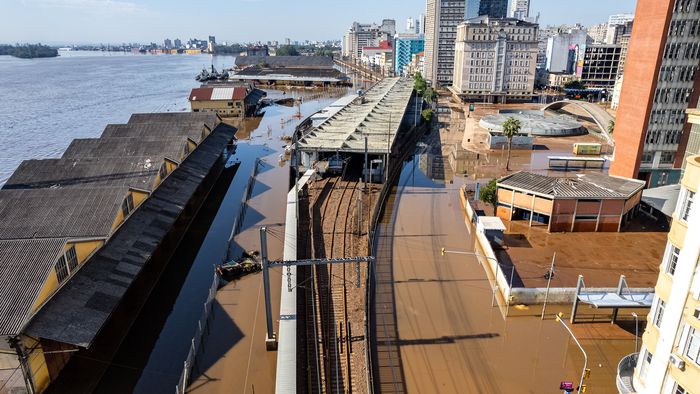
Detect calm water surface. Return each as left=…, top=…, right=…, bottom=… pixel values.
left=0, top=51, right=234, bottom=184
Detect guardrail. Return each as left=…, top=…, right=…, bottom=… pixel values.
left=227, top=158, right=261, bottom=260
left=175, top=271, right=219, bottom=394
left=616, top=352, right=638, bottom=394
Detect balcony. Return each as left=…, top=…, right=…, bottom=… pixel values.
left=616, top=352, right=638, bottom=394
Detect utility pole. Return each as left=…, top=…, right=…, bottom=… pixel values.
left=259, top=226, right=277, bottom=350
left=540, top=253, right=556, bottom=320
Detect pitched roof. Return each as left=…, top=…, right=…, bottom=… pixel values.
left=234, top=55, right=335, bottom=69
left=0, top=187, right=126, bottom=239
left=497, top=172, right=645, bottom=199
left=25, top=122, right=238, bottom=348
left=101, top=123, right=208, bottom=143
left=3, top=157, right=161, bottom=191
left=62, top=137, right=188, bottom=162
left=189, top=87, right=248, bottom=102
left=127, top=112, right=221, bottom=130
left=0, top=238, right=67, bottom=336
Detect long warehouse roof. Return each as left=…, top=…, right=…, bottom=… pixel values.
left=297, top=77, right=414, bottom=154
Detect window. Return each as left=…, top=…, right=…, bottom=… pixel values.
left=660, top=152, right=675, bottom=164
left=654, top=299, right=666, bottom=327
left=686, top=326, right=700, bottom=365
left=121, top=193, right=135, bottom=218
left=639, top=350, right=653, bottom=380
left=66, top=245, right=78, bottom=271
left=674, top=383, right=687, bottom=394
left=159, top=162, right=169, bottom=180
left=681, top=190, right=695, bottom=221
left=54, top=255, right=69, bottom=283
left=642, top=152, right=654, bottom=163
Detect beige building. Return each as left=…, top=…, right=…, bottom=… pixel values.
left=451, top=16, right=538, bottom=103
left=189, top=86, right=262, bottom=118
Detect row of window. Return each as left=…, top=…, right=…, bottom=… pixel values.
left=673, top=0, right=700, bottom=13
left=54, top=245, right=79, bottom=283
left=641, top=151, right=676, bottom=163
left=644, top=130, right=683, bottom=145
left=650, top=109, right=688, bottom=125
left=660, top=65, right=698, bottom=83
left=653, top=87, right=693, bottom=105
left=663, top=42, right=700, bottom=61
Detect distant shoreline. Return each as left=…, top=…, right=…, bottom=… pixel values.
left=0, top=44, right=58, bottom=59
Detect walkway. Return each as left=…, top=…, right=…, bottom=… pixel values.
left=543, top=100, right=615, bottom=144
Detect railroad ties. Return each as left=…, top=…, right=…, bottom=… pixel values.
left=306, top=176, right=368, bottom=393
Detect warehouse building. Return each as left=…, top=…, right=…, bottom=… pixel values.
left=189, top=86, right=265, bottom=118
left=496, top=171, right=645, bottom=232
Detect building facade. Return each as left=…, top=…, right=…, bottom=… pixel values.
left=685, top=105, right=700, bottom=169
left=466, top=0, right=508, bottom=18
left=342, top=20, right=396, bottom=58
left=629, top=154, right=700, bottom=394
left=495, top=171, right=645, bottom=232
left=609, top=0, right=700, bottom=188
left=424, top=0, right=466, bottom=86
left=588, top=22, right=608, bottom=44
left=508, top=0, right=530, bottom=19
left=394, top=34, right=425, bottom=75
left=580, top=44, right=622, bottom=89
left=545, top=28, right=589, bottom=75
left=451, top=16, right=538, bottom=103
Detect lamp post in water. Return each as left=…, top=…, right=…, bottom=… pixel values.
left=631, top=312, right=639, bottom=354
left=555, top=312, right=588, bottom=393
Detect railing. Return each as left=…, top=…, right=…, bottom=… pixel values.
left=175, top=272, right=220, bottom=394
left=616, top=352, right=638, bottom=394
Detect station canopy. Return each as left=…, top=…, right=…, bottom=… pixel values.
left=298, top=77, right=414, bottom=155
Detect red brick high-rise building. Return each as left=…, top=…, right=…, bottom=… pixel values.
left=610, top=0, right=700, bottom=187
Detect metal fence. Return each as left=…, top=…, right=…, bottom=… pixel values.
left=175, top=271, right=219, bottom=394
left=227, top=158, right=261, bottom=261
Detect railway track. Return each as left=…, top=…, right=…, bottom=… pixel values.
left=306, top=175, right=366, bottom=393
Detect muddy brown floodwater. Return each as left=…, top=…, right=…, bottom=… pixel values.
left=385, top=143, right=639, bottom=393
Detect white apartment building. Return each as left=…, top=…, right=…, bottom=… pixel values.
left=508, top=0, right=530, bottom=19
left=622, top=154, right=700, bottom=394
left=451, top=16, right=538, bottom=103
left=424, top=0, right=466, bottom=86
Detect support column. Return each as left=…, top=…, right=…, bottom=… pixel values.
left=612, top=275, right=626, bottom=324
left=260, top=226, right=278, bottom=350
left=570, top=275, right=583, bottom=324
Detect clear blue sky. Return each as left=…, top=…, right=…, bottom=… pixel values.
left=1, top=0, right=637, bottom=45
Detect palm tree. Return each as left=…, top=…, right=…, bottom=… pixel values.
left=502, top=117, right=521, bottom=171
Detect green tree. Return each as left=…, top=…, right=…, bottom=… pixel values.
left=414, top=72, right=427, bottom=95
left=421, top=108, right=433, bottom=122
left=479, top=179, right=498, bottom=215
left=502, top=117, right=521, bottom=171
left=607, top=120, right=615, bottom=134
left=563, top=79, right=586, bottom=90
left=276, top=45, right=299, bottom=56
left=424, top=87, right=437, bottom=102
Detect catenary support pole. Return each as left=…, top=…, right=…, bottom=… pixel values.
left=541, top=253, right=556, bottom=320
left=259, top=226, right=277, bottom=350
left=570, top=275, right=583, bottom=324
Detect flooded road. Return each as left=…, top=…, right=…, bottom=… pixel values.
left=384, top=145, right=637, bottom=393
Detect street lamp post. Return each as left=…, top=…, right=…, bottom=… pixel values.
left=631, top=312, right=639, bottom=354
left=555, top=313, right=588, bottom=393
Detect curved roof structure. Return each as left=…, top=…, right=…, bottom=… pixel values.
left=543, top=100, right=615, bottom=145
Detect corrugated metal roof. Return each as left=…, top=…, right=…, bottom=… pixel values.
left=25, top=123, right=238, bottom=348
left=497, top=172, right=645, bottom=199
left=234, top=55, right=335, bottom=69
left=0, top=187, right=126, bottom=239
left=211, top=87, right=235, bottom=100
left=127, top=112, right=221, bottom=130
left=3, top=156, right=161, bottom=191
left=102, top=123, right=207, bottom=143
left=0, top=238, right=67, bottom=336
left=189, top=87, right=212, bottom=101
left=189, top=87, right=248, bottom=101
left=62, top=137, right=188, bottom=162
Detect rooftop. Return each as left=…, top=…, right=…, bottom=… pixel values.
left=234, top=55, right=335, bottom=69
left=62, top=137, right=190, bottom=162
left=642, top=184, right=681, bottom=218
left=189, top=87, right=248, bottom=102
left=0, top=187, right=125, bottom=239
left=498, top=171, right=645, bottom=199
left=231, top=67, right=348, bottom=82
left=25, top=123, right=238, bottom=348
left=0, top=238, right=67, bottom=335
left=127, top=112, right=221, bottom=130
left=298, top=77, right=414, bottom=154
left=3, top=156, right=162, bottom=191
left=101, top=122, right=208, bottom=143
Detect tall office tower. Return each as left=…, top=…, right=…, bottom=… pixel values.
left=451, top=16, right=538, bottom=103
left=424, top=0, right=466, bottom=86
left=621, top=152, right=700, bottom=393
left=508, top=0, right=530, bottom=19
left=466, top=0, right=509, bottom=18
left=606, top=18, right=634, bottom=45
left=342, top=20, right=395, bottom=58
left=407, top=17, right=415, bottom=33
left=609, top=0, right=700, bottom=188
left=545, top=28, right=589, bottom=75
